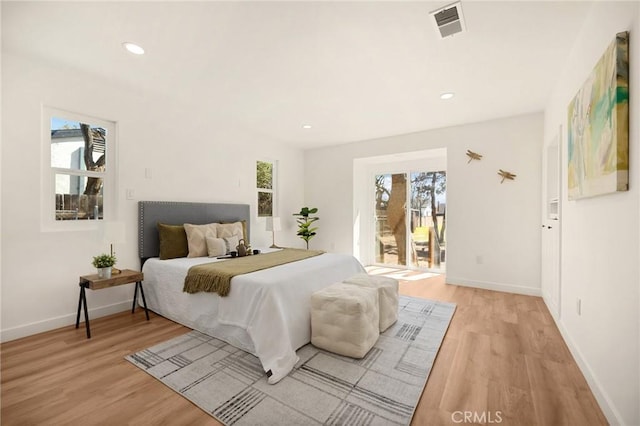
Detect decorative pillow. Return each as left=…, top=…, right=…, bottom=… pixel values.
left=223, top=235, right=240, bottom=253
left=239, top=220, right=248, bottom=242
left=217, top=221, right=246, bottom=242
left=157, top=223, right=188, bottom=260
left=184, top=223, right=218, bottom=258
left=206, top=236, right=227, bottom=257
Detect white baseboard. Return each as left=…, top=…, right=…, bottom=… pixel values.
left=541, top=291, right=560, bottom=322
left=452, top=278, right=622, bottom=424
left=446, top=276, right=542, bottom=297
left=0, top=300, right=132, bottom=343
left=550, top=311, right=624, bottom=425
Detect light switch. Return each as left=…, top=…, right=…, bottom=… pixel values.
left=126, top=189, right=135, bottom=200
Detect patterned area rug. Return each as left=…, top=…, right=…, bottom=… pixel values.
left=126, top=296, right=456, bottom=425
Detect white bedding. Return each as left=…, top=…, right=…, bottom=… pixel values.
left=141, top=248, right=365, bottom=384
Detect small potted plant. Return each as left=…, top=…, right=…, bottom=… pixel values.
left=92, top=253, right=116, bottom=279
left=293, top=207, right=319, bottom=249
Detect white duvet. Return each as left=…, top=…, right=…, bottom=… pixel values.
left=141, top=249, right=365, bottom=384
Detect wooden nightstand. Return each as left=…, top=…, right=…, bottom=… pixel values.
left=75, top=269, right=149, bottom=338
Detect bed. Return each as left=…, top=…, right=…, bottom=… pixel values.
left=138, top=201, right=366, bottom=384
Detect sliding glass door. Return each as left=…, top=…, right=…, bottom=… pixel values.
left=374, top=170, right=446, bottom=271
left=374, top=173, right=407, bottom=266
left=409, top=171, right=446, bottom=271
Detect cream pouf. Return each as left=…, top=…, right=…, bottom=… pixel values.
left=310, top=282, right=379, bottom=359
left=343, top=273, right=399, bottom=332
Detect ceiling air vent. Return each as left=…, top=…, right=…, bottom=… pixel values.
left=430, top=1, right=466, bottom=39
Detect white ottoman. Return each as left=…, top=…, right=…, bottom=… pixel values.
left=343, top=273, right=399, bottom=332
left=311, top=282, right=379, bottom=359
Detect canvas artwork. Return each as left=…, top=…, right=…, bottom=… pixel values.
left=567, top=31, right=629, bottom=200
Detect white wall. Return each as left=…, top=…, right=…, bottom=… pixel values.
left=543, top=2, right=639, bottom=425
left=0, top=52, right=305, bottom=341
left=305, top=113, right=543, bottom=295
left=0, top=2, right=3, bottom=337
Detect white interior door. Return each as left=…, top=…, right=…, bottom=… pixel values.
left=541, top=128, right=562, bottom=318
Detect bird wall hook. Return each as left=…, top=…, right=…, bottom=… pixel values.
left=498, top=169, right=516, bottom=183
left=466, top=150, right=483, bottom=163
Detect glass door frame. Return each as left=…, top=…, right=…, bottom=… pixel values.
left=371, top=169, right=446, bottom=273
left=373, top=172, right=409, bottom=268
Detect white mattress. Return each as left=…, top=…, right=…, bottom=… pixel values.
left=141, top=248, right=365, bottom=384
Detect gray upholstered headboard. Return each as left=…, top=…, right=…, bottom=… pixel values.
left=138, top=201, right=250, bottom=263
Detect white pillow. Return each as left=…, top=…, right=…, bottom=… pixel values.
left=184, top=223, right=218, bottom=258
left=217, top=222, right=244, bottom=240
left=223, top=235, right=240, bottom=254
left=206, top=236, right=227, bottom=257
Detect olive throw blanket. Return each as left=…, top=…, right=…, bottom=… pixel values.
left=183, top=248, right=324, bottom=296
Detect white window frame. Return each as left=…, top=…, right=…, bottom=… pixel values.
left=360, top=152, right=447, bottom=268
left=41, top=106, right=117, bottom=232
left=256, top=159, right=277, bottom=217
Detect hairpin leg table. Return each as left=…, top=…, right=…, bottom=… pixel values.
left=76, top=269, right=148, bottom=338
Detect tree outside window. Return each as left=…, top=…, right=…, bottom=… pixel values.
left=410, top=171, right=447, bottom=244
left=46, top=109, right=115, bottom=224
left=257, top=160, right=275, bottom=217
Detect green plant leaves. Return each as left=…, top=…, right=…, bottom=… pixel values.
left=293, top=207, right=319, bottom=248
left=92, top=253, right=116, bottom=268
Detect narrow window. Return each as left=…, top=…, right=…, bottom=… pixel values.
left=257, top=160, right=275, bottom=217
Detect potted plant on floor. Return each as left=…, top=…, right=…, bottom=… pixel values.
left=293, top=207, right=319, bottom=249
left=92, top=253, right=116, bottom=279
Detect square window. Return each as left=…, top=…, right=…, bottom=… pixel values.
left=54, top=173, right=103, bottom=220
left=51, top=119, right=107, bottom=171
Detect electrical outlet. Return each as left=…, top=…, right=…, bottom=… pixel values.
left=577, top=298, right=582, bottom=316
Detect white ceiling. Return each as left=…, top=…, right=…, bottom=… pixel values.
left=2, top=1, right=592, bottom=149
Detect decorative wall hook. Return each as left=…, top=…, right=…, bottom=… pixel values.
left=498, top=169, right=516, bottom=183
left=466, top=150, right=483, bottom=163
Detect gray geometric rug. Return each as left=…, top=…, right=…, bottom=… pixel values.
left=125, top=296, right=456, bottom=425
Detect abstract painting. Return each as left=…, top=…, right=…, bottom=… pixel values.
left=567, top=31, right=629, bottom=200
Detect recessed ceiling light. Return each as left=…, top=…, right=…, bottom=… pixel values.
left=302, top=124, right=312, bottom=129
left=440, top=92, right=455, bottom=100
left=123, top=42, right=145, bottom=55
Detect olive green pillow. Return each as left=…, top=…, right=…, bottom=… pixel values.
left=157, top=223, right=188, bottom=260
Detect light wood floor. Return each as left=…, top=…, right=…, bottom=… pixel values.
left=1, top=273, right=608, bottom=425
